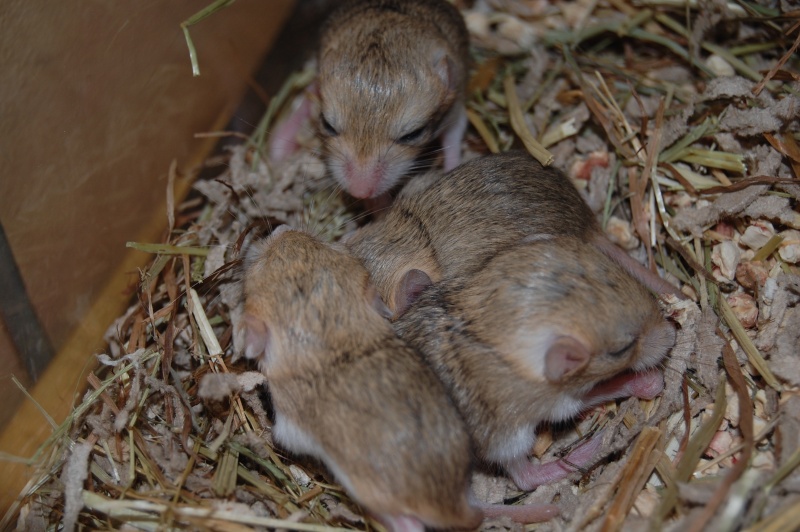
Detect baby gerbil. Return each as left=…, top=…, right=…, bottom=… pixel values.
left=242, top=227, right=558, bottom=530
left=346, top=150, right=683, bottom=316
left=315, top=0, right=469, bottom=199
left=393, top=236, right=677, bottom=490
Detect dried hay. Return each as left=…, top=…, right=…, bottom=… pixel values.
left=4, top=0, right=800, bottom=530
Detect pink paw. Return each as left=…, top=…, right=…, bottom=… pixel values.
left=507, top=434, right=603, bottom=491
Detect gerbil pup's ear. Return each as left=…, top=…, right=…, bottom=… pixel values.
left=544, top=337, right=591, bottom=383
left=394, top=269, right=433, bottom=316
left=366, top=283, right=393, bottom=320
left=431, top=49, right=457, bottom=94
left=244, top=313, right=271, bottom=361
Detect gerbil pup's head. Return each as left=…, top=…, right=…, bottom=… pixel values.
left=242, top=226, right=391, bottom=370
left=318, top=6, right=463, bottom=198
left=461, top=237, right=676, bottom=394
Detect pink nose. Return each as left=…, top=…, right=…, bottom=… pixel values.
left=345, top=161, right=383, bottom=199
left=348, top=179, right=376, bottom=199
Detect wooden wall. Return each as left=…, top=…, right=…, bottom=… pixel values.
left=0, top=0, right=296, bottom=511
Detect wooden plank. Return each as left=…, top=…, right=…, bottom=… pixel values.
left=0, top=0, right=297, bottom=512
left=0, top=0, right=296, bottom=365
left=0, top=114, right=220, bottom=514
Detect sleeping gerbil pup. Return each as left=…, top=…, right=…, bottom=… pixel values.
left=317, top=0, right=470, bottom=199
left=394, top=236, right=676, bottom=490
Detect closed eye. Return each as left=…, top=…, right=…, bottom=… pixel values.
left=397, top=125, right=427, bottom=144
left=320, top=114, right=338, bottom=136
left=608, top=337, right=637, bottom=358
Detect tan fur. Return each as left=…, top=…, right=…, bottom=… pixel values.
left=393, top=237, right=676, bottom=469
left=347, top=151, right=597, bottom=314
left=318, top=0, right=469, bottom=197
left=243, top=229, right=481, bottom=530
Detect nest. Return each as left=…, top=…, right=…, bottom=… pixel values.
left=5, top=1, right=800, bottom=530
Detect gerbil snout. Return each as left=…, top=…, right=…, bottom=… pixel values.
left=630, top=319, right=677, bottom=372
left=341, top=157, right=391, bottom=199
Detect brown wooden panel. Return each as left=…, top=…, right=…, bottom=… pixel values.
left=0, top=0, right=294, bottom=356
left=0, top=0, right=296, bottom=512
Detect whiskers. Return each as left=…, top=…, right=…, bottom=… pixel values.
left=388, top=138, right=449, bottom=171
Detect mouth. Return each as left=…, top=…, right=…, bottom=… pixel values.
left=581, top=367, right=665, bottom=406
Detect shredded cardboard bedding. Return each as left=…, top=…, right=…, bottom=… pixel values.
left=4, top=1, right=800, bottom=530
